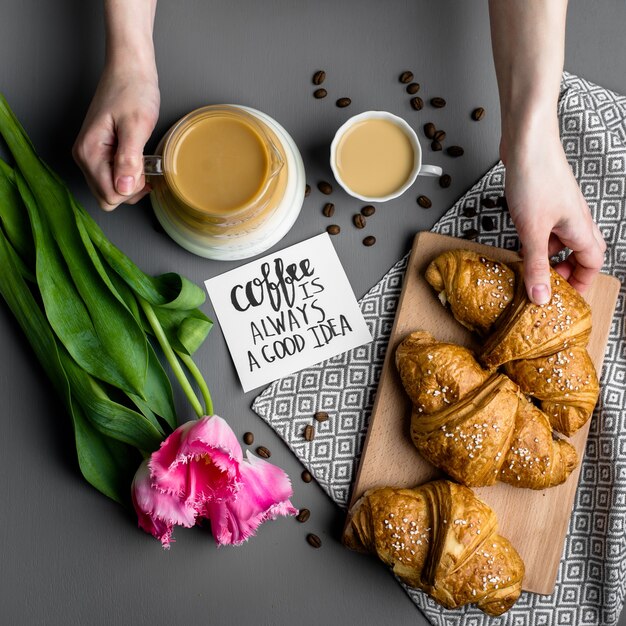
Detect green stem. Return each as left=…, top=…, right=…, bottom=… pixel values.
left=176, top=350, right=213, bottom=416
left=138, top=297, right=204, bottom=419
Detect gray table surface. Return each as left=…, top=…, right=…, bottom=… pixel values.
left=1, top=1, right=625, bottom=625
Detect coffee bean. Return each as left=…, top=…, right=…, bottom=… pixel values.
left=496, top=196, right=505, bottom=207
left=318, top=181, right=333, bottom=195
left=363, top=235, right=376, bottom=247
left=410, top=97, right=424, bottom=111
left=462, top=206, right=477, bottom=217
left=434, top=130, right=446, bottom=142
left=439, top=174, right=452, bottom=188
left=304, top=424, right=315, bottom=441
left=431, top=140, right=442, bottom=152
left=406, top=82, right=420, bottom=95
left=417, top=195, right=432, bottom=209
left=471, top=107, right=486, bottom=121
left=361, top=205, right=375, bottom=217
left=463, top=228, right=479, bottom=240
left=313, top=88, right=328, bottom=99
left=481, top=216, right=495, bottom=231
left=312, top=70, right=326, bottom=85
left=301, top=470, right=313, bottom=483
left=430, top=97, right=446, bottom=108
left=424, top=123, right=436, bottom=139
left=296, top=508, right=311, bottom=523
left=499, top=196, right=508, bottom=210
left=399, top=70, right=414, bottom=84
left=304, top=184, right=311, bottom=197
left=326, top=224, right=340, bottom=236
left=256, top=446, right=271, bottom=459
left=306, top=533, right=322, bottom=548
left=336, top=97, right=352, bottom=108
left=322, top=202, right=335, bottom=218
left=314, top=411, right=329, bottom=423
left=353, top=214, right=366, bottom=229
left=243, top=432, right=254, bottom=445
left=481, top=197, right=497, bottom=209
left=447, top=145, right=464, bottom=157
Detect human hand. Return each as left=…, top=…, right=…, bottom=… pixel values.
left=502, top=131, right=606, bottom=305
left=73, top=63, right=160, bottom=211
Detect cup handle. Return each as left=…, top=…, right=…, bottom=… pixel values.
left=417, top=163, right=443, bottom=177
left=143, top=155, right=163, bottom=176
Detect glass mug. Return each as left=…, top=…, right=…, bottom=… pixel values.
left=147, top=105, right=305, bottom=260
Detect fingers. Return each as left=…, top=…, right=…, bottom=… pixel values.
left=566, top=221, right=606, bottom=293
left=519, top=225, right=552, bottom=305
left=113, top=116, right=151, bottom=198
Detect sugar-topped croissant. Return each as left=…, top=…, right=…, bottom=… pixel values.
left=425, top=250, right=599, bottom=436
left=396, top=331, right=578, bottom=488
left=344, top=480, right=525, bottom=616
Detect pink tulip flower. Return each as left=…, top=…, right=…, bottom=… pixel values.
left=131, top=415, right=297, bottom=548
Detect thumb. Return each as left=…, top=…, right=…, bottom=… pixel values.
left=521, top=230, right=552, bottom=305
left=113, top=119, right=149, bottom=197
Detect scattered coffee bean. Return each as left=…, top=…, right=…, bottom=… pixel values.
left=471, top=107, right=486, bottom=121
left=481, top=216, right=495, bottom=231
left=406, top=82, right=420, bottom=95
left=304, top=183, right=311, bottom=197
left=296, top=509, right=311, bottom=523
left=301, top=470, right=313, bottom=483
left=417, top=195, right=432, bottom=209
left=447, top=145, right=464, bottom=157
left=304, top=424, right=315, bottom=441
left=243, top=432, right=254, bottom=445
left=256, top=446, right=271, bottom=459
left=496, top=196, right=508, bottom=209
left=318, top=181, right=333, bottom=195
left=306, top=533, right=322, bottom=548
left=434, top=129, right=446, bottom=142
left=430, top=97, right=446, bottom=108
left=353, top=214, right=366, bottom=229
left=431, top=140, right=442, bottom=152
left=439, top=173, right=452, bottom=188
left=314, top=411, right=329, bottom=423
left=336, top=97, right=352, bottom=108
left=462, top=206, right=477, bottom=217
left=313, top=88, right=328, bottom=99
left=361, top=205, right=375, bottom=217
left=399, top=70, right=414, bottom=84
left=326, top=224, right=340, bottom=235
left=424, top=122, right=436, bottom=139
left=312, top=70, right=326, bottom=85
left=363, top=235, right=376, bottom=247
left=410, top=97, right=424, bottom=111
left=322, top=202, right=335, bottom=218
left=481, top=197, right=497, bottom=209
left=463, top=228, right=479, bottom=240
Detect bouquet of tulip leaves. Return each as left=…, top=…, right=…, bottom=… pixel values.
left=0, top=95, right=295, bottom=547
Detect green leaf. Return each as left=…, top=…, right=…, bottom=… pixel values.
left=14, top=173, right=148, bottom=396
left=0, top=225, right=137, bottom=503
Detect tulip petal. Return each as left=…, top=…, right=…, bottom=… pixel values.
left=205, top=451, right=297, bottom=546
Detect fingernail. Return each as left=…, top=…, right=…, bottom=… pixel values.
left=116, top=175, right=134, bottom=195
left=531, top=284, right=550, bottom=305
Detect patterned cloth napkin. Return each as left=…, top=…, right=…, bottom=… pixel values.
left=252, top=72, right=626, bottom=626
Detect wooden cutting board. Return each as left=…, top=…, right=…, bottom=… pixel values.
left=348, top=231, right=621, bottom=594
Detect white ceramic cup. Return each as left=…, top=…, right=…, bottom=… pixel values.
left=330, top=110, right=442, bottom=202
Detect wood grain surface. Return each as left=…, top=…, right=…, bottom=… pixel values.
left=348, top=231, right=621, bottom=595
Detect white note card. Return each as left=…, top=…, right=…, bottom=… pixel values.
left=205, top=233, right=373, bottom=392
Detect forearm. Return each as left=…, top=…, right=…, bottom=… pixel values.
left=489, top=0, right=568, bottom=157
left=104, top=0, right=157, bottom=74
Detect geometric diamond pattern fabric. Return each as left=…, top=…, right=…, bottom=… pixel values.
left=252, top=72, right=626, bottom=626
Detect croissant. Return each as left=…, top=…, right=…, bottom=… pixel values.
left=425, top=249, right=599, bottom=435
left=396, top=331, right=578, bottom=488
left=343, top=480, right=525, bottom=616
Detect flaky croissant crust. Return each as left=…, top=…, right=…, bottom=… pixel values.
left=396, top=331, right=578, bottom=489
left=425, top=249, right=599, bottom=435
left=344, top=480, right=525, bottom=616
